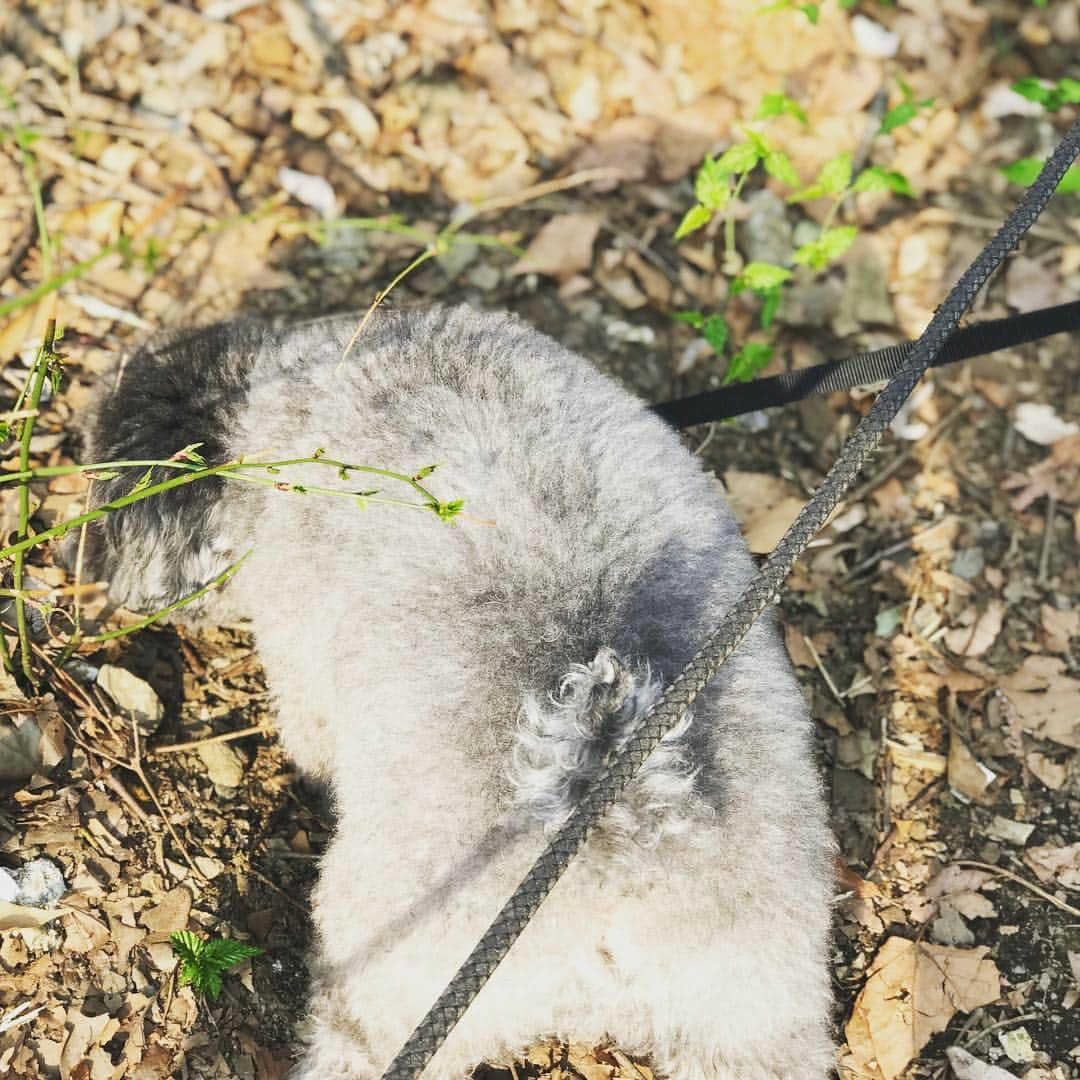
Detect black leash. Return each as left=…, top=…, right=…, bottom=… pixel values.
left=381, top=118, right=1080, bottom=1080
left=652, top=299, right=1080, bottom=429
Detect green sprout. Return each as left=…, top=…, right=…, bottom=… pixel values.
left=170, top=931, right=263, bottom=1002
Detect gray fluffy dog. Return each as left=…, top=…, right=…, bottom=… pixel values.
left=79, top=307, right=834, bottom=1078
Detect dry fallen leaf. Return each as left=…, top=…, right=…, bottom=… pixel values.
left=945, top=1046, right=1019, bottom=1080
left=1012, top=402, right=1079, bottom=446
left=722, top=471, right=806, bottom=554
left=1024, top=842, right=1080, bottom=889
left=944, top=600, right=1005, bottom=658
left=947, top=736, right=997, bottom=804
left=845, top=936, right=1001, bottom=1080
left=0, top=900, right=65, bottom=931
left=510, top=212, right=603, bottom=279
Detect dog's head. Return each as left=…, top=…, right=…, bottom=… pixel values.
left=62, top=320, right=268, bottom=616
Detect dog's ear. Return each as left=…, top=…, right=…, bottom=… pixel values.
left=73, top=321, right=266, bottom=612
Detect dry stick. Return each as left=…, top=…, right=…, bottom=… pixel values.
left=801, top=633, right=845, bottom=704
left=954, top=859, right=1080, bottom=917
left=461, top=167, right=623, bottom=217
left=32, top=644, right=209, bottom=882
left=152, top=723, right=274, bottom=756
left=11, top=320, right=58, bottom=685
left=962, top=1011, right=1041, bottom=1048
left=339, top=167, right=620, bottom=362
left=1037, top=492, right=1056, bottom=586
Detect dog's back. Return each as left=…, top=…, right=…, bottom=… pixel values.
left=84, top=307, right=834, bottom=1078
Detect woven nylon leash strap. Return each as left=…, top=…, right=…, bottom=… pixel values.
left=383, top=118, right=1080, bottom=1079
left=652, top=298, right=1080, bottom=428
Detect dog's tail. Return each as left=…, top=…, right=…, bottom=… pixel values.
left=509, top=648, right=703, bottom=849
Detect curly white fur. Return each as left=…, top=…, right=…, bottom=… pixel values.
left=80, top=307, right=836, bottom=1079
left=511, top=648, right=702, bottom=850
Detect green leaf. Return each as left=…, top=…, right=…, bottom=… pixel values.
left=674, top=203, right=712, bottom=241
left=694, top=156, right=731, bottom=210
left=725, top=342, right=774, bottom=384
left=787, top=182, right=826, bottom=203
left=759, top=285, right=782, bottom=330
left=852, top=166, right=913, bottom=197
left=1060, top=167, right=1080, bottom=195
left=172, top=443, right=206, bottom=466
left=170, top=930, right=204, bottom=966
left=1000, top=157, right=1042, bottom=186
left=799, top=3, right=819, bottom=23
left=432, top=498, right=465, bottom=522
left=701, top=314, right=729, bottom=356
left=755, top=92, right=808, bottom=126
left=1011, top=77, right=1049, bottom=106
left=130, top=468, right=154, bottom=495
left=1001, top=158, right=1080, bottom=194
left=713, top=140, right=761, bottom=176
left=763, top=148, right=800, bottom=187
left=881, top=101, right=917, bottom=133
left=817, top=152, right=852, bottom=196
left=818, top=225, right=857, bottom=262
left=412, top=464, right=439, bottom=480
left=672, top=310, right=705, bottom=329
left=1012, top=76, right=1080, bottom=113
left=793, top=226, right=858, bottom=270
left=736, top=261, right=793, bottom=292
left=202, top=938, right=264, bottom=970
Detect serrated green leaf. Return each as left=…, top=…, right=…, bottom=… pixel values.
left=702, top=314, right=729, bottom=356
left=694, top=156, right=731, bottom=211
left=674, top=203, right=712, bottom=241
left=714, top=140, right=761, bottom=175
left=817, top=152, right=852, bottom=196
left=764, top=148, right=800, bottom=187
left=170, top=930, right=204, bottom=965
left=201, top=969, right=223, bottom=1000
left=202, top=938, right=264, bottom=970
left=737, top=261, right=793, bottom=292
left=725, top=342, right=774, bottom=384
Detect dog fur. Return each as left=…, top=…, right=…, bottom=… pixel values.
left=80, top=306, right=835, bottom=1078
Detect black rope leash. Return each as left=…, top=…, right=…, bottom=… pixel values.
left=382, top=118, right=1080, bottom=1080
left=651, top=299, right=1080, bottom=428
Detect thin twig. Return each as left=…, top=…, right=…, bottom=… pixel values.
left=802, top=633, right=845, bottom=703
left=1037, top=493, right=1056, bottom=586
left=12, top=320, right=57, bottom=686
left=152, top=723, right=274, bottom=756
left=954, top=860, right=1080, bottom=917
left=962, top=1011, right=1041, bottom=1048
left=462, top=167, right=623, bottom=218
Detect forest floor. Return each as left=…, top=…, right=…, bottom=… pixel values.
left=0, top=2, right=1078, bottom=1079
